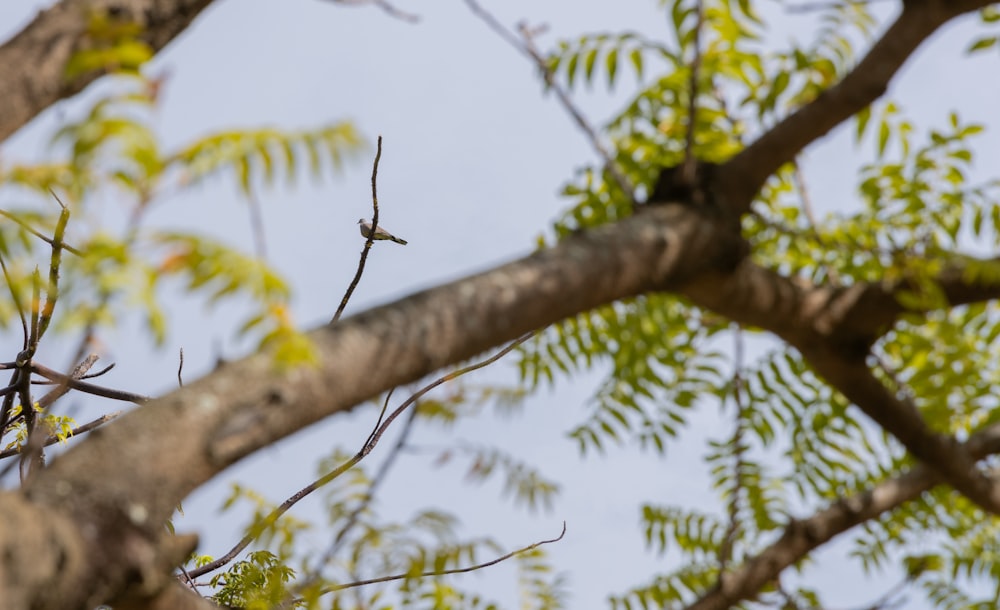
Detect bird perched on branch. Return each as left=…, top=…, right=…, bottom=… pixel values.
left=358, top=218, right=408, bottom=245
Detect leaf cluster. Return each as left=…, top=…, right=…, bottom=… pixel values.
left=515, top=0, right=1000, bottom=607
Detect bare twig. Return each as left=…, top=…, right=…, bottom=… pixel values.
left=336, top=406, right=415, bottom=549
left=0, top=251, right=28, bottom=439
left=31, top=362, right=149, bottom=404
left=284, top=404, right=419, bottom=605
left=185, top=332, right=534, bottom=580
left=77, top=362, right=116, bottom=380
left=35, top=194, right=69, bottom=345
left=0, top=209, right=82, bottom=256
left=18, top=269, right=43, bottom=482
left=0, top=252, right=28, bottom=350
left=177, top=348, right=185, bottom=388
left=332, top=135, right=383, bottom=323
left=323, top=521, right=566, bottom=593
left=462, top=0, right=635, bottom=201
left=35, top=354, right=100, bottom=411
left=323, top=0, right=420, bottom=23
left=0, top=410, right=123, bottom=460
left=31, top=361, right=116, bottom=384
left=4, top=355, right=103, bottom=477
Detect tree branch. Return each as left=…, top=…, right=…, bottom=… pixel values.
left=800, top=349, right=1000, bottom=513
left=7, top=203, right=737, bottom=608
left=0, top=0, right=218, bottom=141
left=682, top=254, right=1000, bottom=357
left=681, top=255, right=1000, bottom=512
left=718, top=0, right=992, bottom=212
left=685, top=421, right=1000, bottom=610
left=332, top=135, right=383, bottom=323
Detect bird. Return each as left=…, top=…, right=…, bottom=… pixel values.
left=358, top=218, right=408, bottom=245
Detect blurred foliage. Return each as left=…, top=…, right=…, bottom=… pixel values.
left=207, top=446, right=565, bottom=609
left=431, top=442, right=560, bottom=512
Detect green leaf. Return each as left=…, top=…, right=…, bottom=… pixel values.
left=566, top=52, right=580, bottom=88
left=584, top=46, right=599, bottom=84
left=629, top=48, right=644, bottom=79
left=855, top=105, right=872, bottom=143
left=967, top=36, right=998, bottom=53
left=606, top=47, right=619, bottom=88
left=877, top=120, right=890, bottom=158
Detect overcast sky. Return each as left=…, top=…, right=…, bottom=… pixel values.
left=2, top=1, right=999, bottom=608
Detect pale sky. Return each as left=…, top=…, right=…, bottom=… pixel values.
left=2, top=1, right=999, bottom=608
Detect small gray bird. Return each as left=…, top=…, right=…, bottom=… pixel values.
left=358, top=218, right=408, bottom=245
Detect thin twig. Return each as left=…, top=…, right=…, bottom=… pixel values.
left=283, top=404, right=420, bottom=606
left=0, top=410, right=123, bottom=460
left=361, top=388, right=394, bottom=454
left=332, top=135, right=382, bottom=323
left=31, top=362, right=149, bottom=403
left=324, top=0, right=420, bottom=23
left=184, top=331, right=535, bottom=580
left=19, top=270, right=43, bottom=482
left=177, top=348, right=185, bottom=387
left=30, top=361, right=117, bottom=385
left=0, top=209, right=83, bottom=256
left=330, top=406, right=416, bottom=556
left=10, top=355, right=100, bottom=476
left=462, top=0, right=635, bottom=201
left=77, top=362, right=115, bottom=380
left=323, top=521, right=566, bottom=593
left=0, top=252, right=29, bottom=444
left=35, top=354, right=99, bottom=411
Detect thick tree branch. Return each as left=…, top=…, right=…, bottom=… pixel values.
left=4, top=191, right=996, bottom=606
left=4, top=203, right=740, bottom=608
left=686, top=422, right=1000, bottom=610
left=682, top=255, right=1000, bottom=355
left=802, top=348, right=1000, bottom=513
left=718, top=0, right=992, bottom=211
left=682, top=256, right=1000, bottom=512
left=0, top=0, right=217, bottom=142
